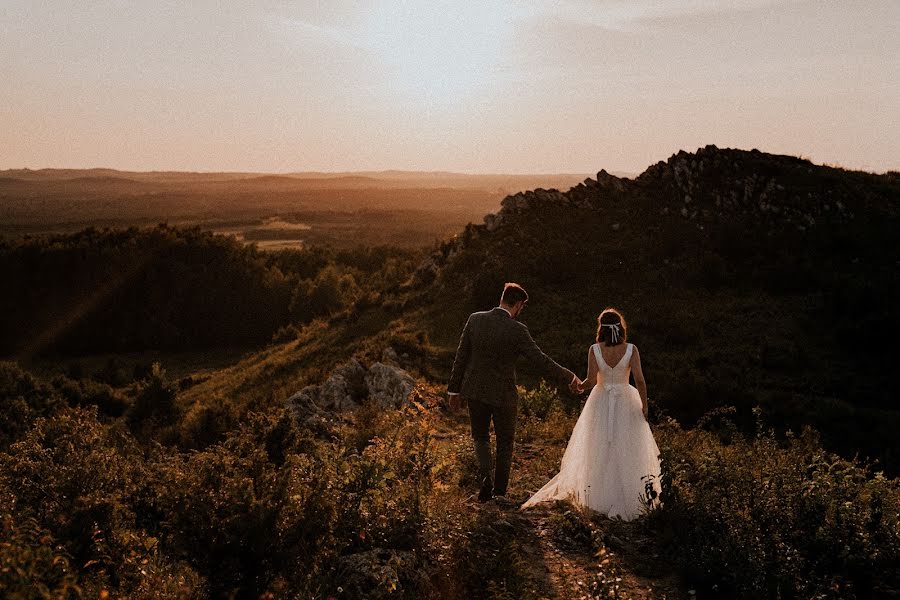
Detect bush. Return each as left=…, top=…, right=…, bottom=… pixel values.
left=126, top=363, right=180, bottom=432
left=177, top=394, right=240, bottom=450
left=653, top=416, right=900, bottom=598
left=93, top=356, right=132, bottom=387
left=149, top=404, right=465, bottom=598
left=0, top=361, right=63, bottom=449
left=52, top=374, right=129, bottom=417
left=517, top=381, right=576, bottom=445
left=0, top=406, right=206, bottom=597
left=519, top=380, right=565, bottom=420
left=271, top=323, right=300, bottom=343
left=0, top=512, right=81, bottom=598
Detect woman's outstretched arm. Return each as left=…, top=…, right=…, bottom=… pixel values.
left=577, top=346, right=599, bottom=393
left=631, top=345, right=649, bottom=418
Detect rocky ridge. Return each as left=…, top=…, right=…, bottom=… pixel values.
left=409, top=145, right=898, bottom=286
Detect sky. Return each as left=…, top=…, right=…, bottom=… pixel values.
left=1, top=0, right=898, bottom=174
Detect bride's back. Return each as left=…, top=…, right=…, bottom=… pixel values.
left=594, top=342, right=633, bottom=386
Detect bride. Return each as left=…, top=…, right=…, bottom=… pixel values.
left=521, top=308, right=662, bottom=520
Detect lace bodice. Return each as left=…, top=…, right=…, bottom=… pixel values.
left=593, top=343, right=633, bottom=387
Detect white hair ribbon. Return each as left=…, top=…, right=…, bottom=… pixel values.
left=601, top=323, right=621, bottom=343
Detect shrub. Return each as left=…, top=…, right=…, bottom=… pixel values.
left=93, top=356, right=132, bottom=387
left=0, top=512, right=81, bottom=598
left=653, top=416, right=900, bottom=598
left=519, top=380, right=565, bottom=420
left=0, top=406, right=206, bottom=597
left=0, top=361, right=63, bottom=449
left=271, top=323, right=300, bottom=343
left=517, top=381, right=576, bottom=445
left=177, top=394, right=240, bottom=450
left=52, top=375, right=129, bottom=417
left=126, top=363, right=180, bottom=432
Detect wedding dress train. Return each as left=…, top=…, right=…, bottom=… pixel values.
left=521, top=343, right=661, bottom=520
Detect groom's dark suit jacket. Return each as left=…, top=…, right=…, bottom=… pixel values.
left=449, top=307, right=573, bottom=407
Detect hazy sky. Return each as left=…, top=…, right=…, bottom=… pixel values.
left=1, top=0, right=897, bottom=173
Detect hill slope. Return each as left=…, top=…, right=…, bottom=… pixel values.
left=182, top=146, right=900, bottom=472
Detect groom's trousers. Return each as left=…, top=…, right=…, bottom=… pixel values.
left=468, top=398, right=518, bottom=495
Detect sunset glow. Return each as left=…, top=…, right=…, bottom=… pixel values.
left=1, top=0, right=897, bottom=173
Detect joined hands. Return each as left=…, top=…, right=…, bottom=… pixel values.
left=570, top=378, right=589, bottom=394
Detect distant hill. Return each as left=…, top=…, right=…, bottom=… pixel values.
left=0, top=168, right=595, bottom=240
left=0, top=167, right=599, bottom=192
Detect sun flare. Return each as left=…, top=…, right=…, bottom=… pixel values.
left=359, top=2, right=522, bottom=102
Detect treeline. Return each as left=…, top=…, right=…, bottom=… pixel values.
left=0, top=225, right=420, bottom=357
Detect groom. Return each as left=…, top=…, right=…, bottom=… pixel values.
left=448, top=283, right=579, bottom=502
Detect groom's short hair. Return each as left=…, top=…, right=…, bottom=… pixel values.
left=501, top=282, right=528, bottom=305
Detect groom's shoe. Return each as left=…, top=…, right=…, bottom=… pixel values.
left=478, top=478, right=494, bottom=502
left=492, top=494, right=515, bottom=509
left=492, top=486, right=513, bottom=508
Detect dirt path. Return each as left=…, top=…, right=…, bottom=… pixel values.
left=430, top=401, right=687, bottom=599
left=515, top=501, right=686, bottom=599
left=437, top=417, right=687, bottom=599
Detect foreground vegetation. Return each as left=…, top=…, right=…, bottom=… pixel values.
left=1, top=364, right=897, bottom=598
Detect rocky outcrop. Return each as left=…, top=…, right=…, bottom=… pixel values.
left=639, top=145, right=870, bottom=230
left=403, top=145, right=897, bottom=290
left=284, top=386, right=323, bottom=425
left=285, top=354, right=416, bottom=418
left=596, top=168, right=628, bottom=192
left=318, top=358, right=367, bottom=410
left=365, top=362, right=416, bottom=409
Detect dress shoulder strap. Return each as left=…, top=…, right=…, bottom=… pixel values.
left=592, top=343, right=604, bottom=369
left=625, top=342, right=633, bottom=360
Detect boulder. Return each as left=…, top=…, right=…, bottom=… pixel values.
left=365, top=362, right=415, bottom=409
left=319, top=358, right=367, bottom=410
left=285, top=385, right=320, bottom=417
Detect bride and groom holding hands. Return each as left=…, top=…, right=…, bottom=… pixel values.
left=448, top=283, right=661, bottom=519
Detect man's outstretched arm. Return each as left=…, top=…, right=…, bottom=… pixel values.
left=517, top=324, right=578, bottom=390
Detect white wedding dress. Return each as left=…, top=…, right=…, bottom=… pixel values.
left=521, top=343, right=662, bottom=520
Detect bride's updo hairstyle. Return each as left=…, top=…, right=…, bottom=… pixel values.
left=596, top=308, right=627, bottom=346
